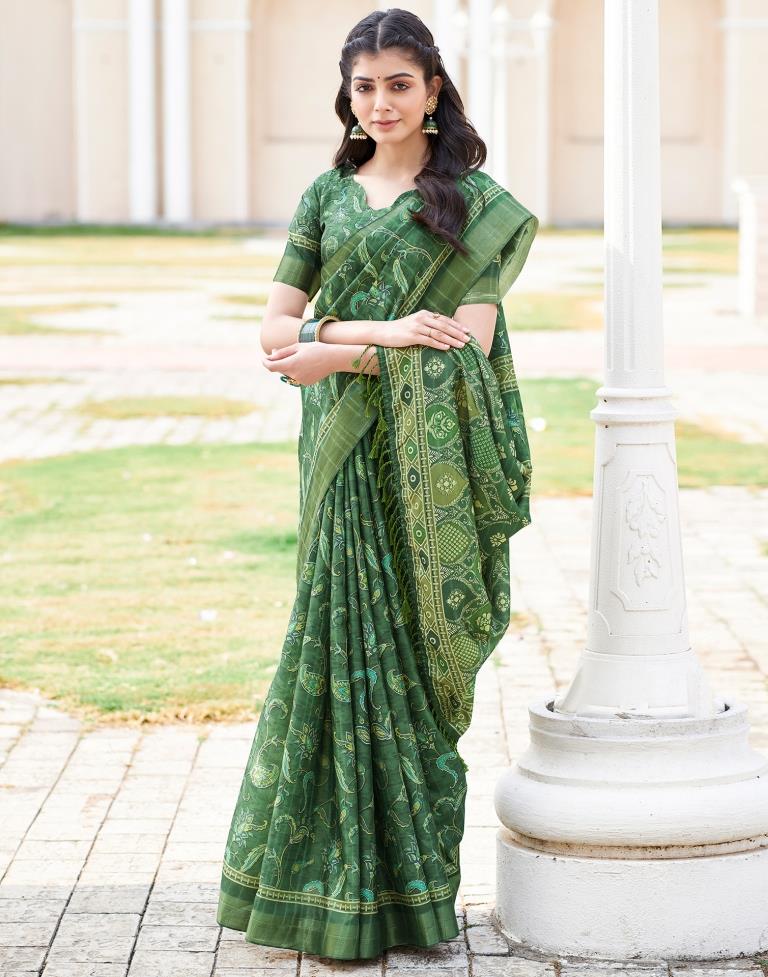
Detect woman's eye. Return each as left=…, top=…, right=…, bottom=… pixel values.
left=354, top=83, right=409, bottom=92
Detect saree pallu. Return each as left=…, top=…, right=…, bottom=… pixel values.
left=217, top=170, right=538, bottom=959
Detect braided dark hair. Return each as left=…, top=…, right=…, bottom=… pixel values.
left=332, top=8, right=487, bottom=255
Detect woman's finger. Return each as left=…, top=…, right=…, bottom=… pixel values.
left=264, top=352, right=296, bottom=371
left=440, top=314, right=471, bottom=339
left=267, top=347, right=295, bottom=360
left=438, top=327, right=467, bottom=347
left=420, top=324, right=464, bottom=348
left=424, top=333, right=451, bottom=350
left=419, top=312, right=471, bottom=343
left=449, top=322, right=472, bottom=340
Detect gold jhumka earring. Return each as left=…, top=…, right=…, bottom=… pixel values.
left=422, top=95, right=439, bottom=135
left=349, top=113, right=368, bottom=140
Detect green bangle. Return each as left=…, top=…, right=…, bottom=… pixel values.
left=299, top=313, right=340, bottom=343
left=298, top=318, right=319, bottom=343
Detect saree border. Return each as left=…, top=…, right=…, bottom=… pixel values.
left=221, top=861, right=459, bottom=912
left=295, top=391, right=378, bottom=579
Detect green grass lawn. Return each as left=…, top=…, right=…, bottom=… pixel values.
left=661, top=228, right=738, bottom=274
left=503, top=291, right=603, bottom=331
left=1, top=377, right=764, bottom=728
left=0, top=442, right=300, bottom=728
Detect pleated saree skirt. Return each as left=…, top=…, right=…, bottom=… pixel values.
left=216, top=422, right=467, bottom=960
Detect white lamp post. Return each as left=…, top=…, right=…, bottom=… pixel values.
left=493, top=0, right=768, bottom=958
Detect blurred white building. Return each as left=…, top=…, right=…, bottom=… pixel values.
left=1, top=0, right=766, bottom=226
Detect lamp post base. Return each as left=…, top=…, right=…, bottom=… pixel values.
left=495, top=826, right=768, bottom=959
left=493, top=696, right=768, bottom=958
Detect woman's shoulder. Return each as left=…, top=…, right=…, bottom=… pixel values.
left=458, top=168, right=537, bottom=223
left=456, top=167, right=500, bottom=200
left=458, top=167, right=494, bottom=192
left=305, top=166, right=348, bottom=197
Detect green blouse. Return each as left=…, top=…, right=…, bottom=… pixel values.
left=273, top=166, right=501, bottom=308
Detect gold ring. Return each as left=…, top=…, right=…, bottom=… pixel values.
left=428, top=326, right=433, bottom=338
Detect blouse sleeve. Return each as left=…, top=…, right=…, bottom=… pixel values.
left=458, top=251, right=501, bottom=305
left=272, top=177, right=323, bottom=300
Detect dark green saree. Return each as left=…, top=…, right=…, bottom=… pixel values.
left=216, top=167, right=538, bottom=959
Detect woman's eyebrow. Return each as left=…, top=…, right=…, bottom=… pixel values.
left=352, top=72, right=415, bottom=81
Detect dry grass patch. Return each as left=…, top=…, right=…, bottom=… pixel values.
left=74, top=396, right=260, bottom=421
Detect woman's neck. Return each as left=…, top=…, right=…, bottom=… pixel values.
left=359, top=132, right=431, bottom=179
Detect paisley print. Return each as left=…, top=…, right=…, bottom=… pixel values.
left=217, top=163, right=538, bottom=959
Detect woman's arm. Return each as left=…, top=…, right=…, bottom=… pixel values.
left=260, top=283, right=312, bottom=352
left=326, top=343, right=381, bottom=375
left=263, top=309, right=495, bottom=386
left=322, top=301, right=495, bottom=375
left=453, top=303, right=497, bottom=357
left=260, top=282, right=383, bottom=353
left=262, top=340, right=380, bottom=384
left=262, top=283, right=469, bottom=353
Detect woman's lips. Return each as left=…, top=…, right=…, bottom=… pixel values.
left=374, top=120, right=399, bottom=127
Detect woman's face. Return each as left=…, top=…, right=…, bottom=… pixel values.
left=349, top=48, right=441, bottom=144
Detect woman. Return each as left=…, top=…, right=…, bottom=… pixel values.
left=216, top=7, right=538, bottom=961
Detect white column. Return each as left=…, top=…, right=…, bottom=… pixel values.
left=493, top=7, right=553, bottom=217
left=189, top=14, right=250, bottom=221
left=717, top=4, right=768, bottom=222
left=72, top=1, right=93, bottom=222
left=468, top=0, right=493, bottom=161
left=162, top=0, right=191, bottom=222
left=128, top=0, right=157, bottom=222
left=493, top=0, right=768, bottom=959
left=432, top=0, right=461, bottom=85
left=720, top=0, right=740, bottom=224
left=73, top=5, right=128, bottom=221
left=732, top=176, right=768, bottom=319
left=231, top=18, right=249, bottom=221
left=530, top=6, right=553, bottom=225
left=490, top=5, right=508, bottom=186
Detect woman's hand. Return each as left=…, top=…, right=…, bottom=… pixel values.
left=262, top=342, right=336, bottom=386
left=384, top=310, right=471, bottom=350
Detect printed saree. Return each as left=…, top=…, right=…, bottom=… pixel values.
left=216, top=167, right=538, bottom=959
